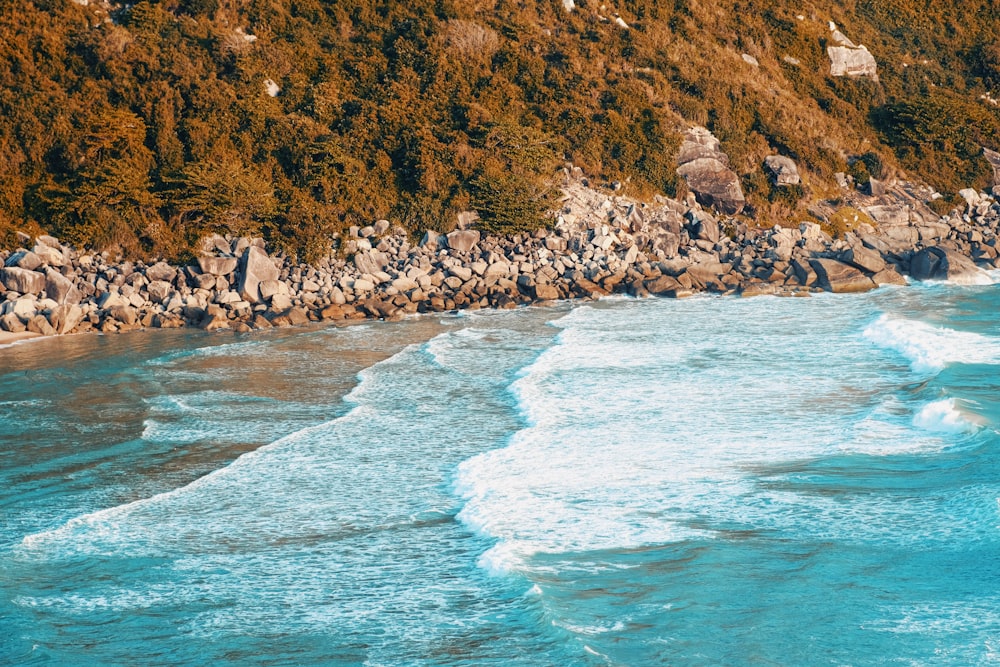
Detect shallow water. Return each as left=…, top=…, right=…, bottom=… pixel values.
left=2, top=281, right=998, bottom=665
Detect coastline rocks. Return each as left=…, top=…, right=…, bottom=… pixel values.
left=1, top=168, right=998, bottom=341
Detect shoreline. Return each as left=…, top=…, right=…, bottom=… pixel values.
left=2, top=174, right=998, bottom=344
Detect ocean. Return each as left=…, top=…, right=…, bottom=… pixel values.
left=1, top=278, right=998, bottom=666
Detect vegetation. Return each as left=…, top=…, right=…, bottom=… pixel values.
left=0, top=0, right=997, bottom=258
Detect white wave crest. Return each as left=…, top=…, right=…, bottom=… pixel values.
left=913, top=399, right=981, bottom=434
left=863, top=314, right=1000, bottom=373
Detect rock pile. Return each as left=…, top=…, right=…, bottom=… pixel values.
left=2, top=172, right=999, bottom=340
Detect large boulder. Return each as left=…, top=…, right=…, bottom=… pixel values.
left=0, top=267, right=46, bottom=294
left=840, top=244, right=885, bottom=275
left=445, top=229, right=481, bottom=254
left=826, top=24, right=878, bottom=80
left=238, top=246, right=280, bottom=304
left=677, top=159, right=746, bottom=215
left=676, top=127, right=745, bottom=215
left=354, top=250, right=390, bottom=275
left=763, top=155, right=801, bottom=186
left=44, top=268, right=81, bottom=305
left=145, top=262, right=177, bottom=283
left=809, top=258, right=876, bottom=293
left=910, top=247, right=993, bottom=285
left=48, top=303, right=84, bottom=334
left=198, top=256, right=239, bottom=277
left=4, top=250, right=43, bottom=271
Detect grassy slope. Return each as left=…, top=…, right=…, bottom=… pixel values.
left=0, top=0, right=997, bottom=259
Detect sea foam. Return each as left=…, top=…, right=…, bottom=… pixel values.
left=863, top=314, right=1000, bottom=373
left=912, top=398, right=981, bottom=434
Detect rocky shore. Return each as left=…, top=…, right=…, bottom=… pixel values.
left=1, top=169, right=999, bottom=345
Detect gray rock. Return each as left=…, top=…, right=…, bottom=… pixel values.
left=687, top=211, right=720, bottom=244
left=420, top=230, right=445, bottom=249
left=32, top=243, right=65, bottom=267
left=259, top=279, right=289, bottom=300
left=840, top=245, right=885, bottom=274
left=983, top=147, right=1000, bottom=188
left=809, top=258, right=876, bottom=293
left=35, top=234, right=62, bottom=249
left=198, top=256, right=239, bottom=277
left=827, top=26, right=878, bottom=80
left=147, top=280, right=173, bottom=304
left=238, top=246, right=280, bottom=304
left=677, top=158, right=745, bottom=215
left=26, top=314, right=56, bottom=336
left=48, top=303, right=84, bottom=334
left=763, top=156, right=801, bottom=186
left=446, top=230, right=481, bottom=254
left=910, top=247, right=992, bottom=284
left=0, top=312, right=26, bottom=333
left=145, top=262, right=177, bottom=283
left=872, top=267, right=907, bottom=286
left=0, top=267, right=45, bottom=294
left=5, top=250, right=43, bottom=271
left=354, top=250, right=389, bottom=276
left=44, top=268, right=81, bottom=305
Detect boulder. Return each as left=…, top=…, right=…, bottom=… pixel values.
left=199, top=304, right=230, bottom=331
left=259, top=279, right=289, bottom=300
left=983, top=147, right=1000, bottom=188
left=353, top=250, right=389, bottom=275
left=5, top=250, right=43, bottom=271
left=675, top=127, right=745, bottom=215
left=445, top=229, right=481, bottom=254
left=420, top=230, right=445, bottom=249
left=644, top=275, right=686, bottom=296
left=108, top=305, right=138, bottom=327
left=26, top=314, right=56, bottom=336
left=32, top=243, right=65, bottom=267
left=0, top=312, right=26, bottom=333
left=146, top=280, right=173, bottom=304
left=48, top=303, right=84, bottom=334
left=809, top=258, right=876, bottom=293
left=44, top=268, right=81, bottom=305
left=0, top=267, right=45, bottom=294
left=198, top=256, right=239, bottom=277
left=676, top=126, right=727, bottom=165
left=687, top=211, right=720, bottom=244
left=826, top=25, right=878, bottom=80
left=238, top=246, right=280, bottom=304
left=677, top=158, right=745, bottom=215
left=872, top=267, right=907, bottom=286
left=270, top=293, right=293, bottom=312
left=145, top=262, right=177, bottom=283
left=763, top=156, right=801, bottom=186
left=910, top=247, right=993, bottom=285
left=533, top=283, right=561, bottom=301
left=840, top=245, right=885, bottom=274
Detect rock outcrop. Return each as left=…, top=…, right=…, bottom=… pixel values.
left=763, top=156, right=801, bottom=186
left=676, top=127, right=745, bottom=215
left=827, top=23, right=878, bottom=81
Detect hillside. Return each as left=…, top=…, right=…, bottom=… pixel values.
left=1, top=0, right=998, bottom=260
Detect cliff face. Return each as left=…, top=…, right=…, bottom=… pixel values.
left=0, top=0, right=997, bottom=257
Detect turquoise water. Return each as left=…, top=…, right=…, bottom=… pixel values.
left=1, top=280, right=999, bottom=666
